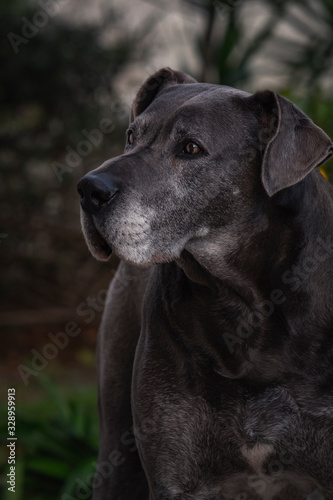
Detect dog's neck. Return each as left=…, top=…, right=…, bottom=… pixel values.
left=172, top=172, right=333, bottom=382
left=180, top=171, right=333, bottom=303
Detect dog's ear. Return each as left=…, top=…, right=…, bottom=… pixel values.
left=130, top=67, right=197, bottom=121
left=252, top=90, right=333, bottom=197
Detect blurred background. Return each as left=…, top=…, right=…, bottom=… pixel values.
left=1, top=0, right=333, bottom=498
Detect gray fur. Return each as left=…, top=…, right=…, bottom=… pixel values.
left=77, top=68, right=333, bottom=499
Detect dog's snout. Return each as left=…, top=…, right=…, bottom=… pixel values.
left=77, top=174, right=119, bottom=214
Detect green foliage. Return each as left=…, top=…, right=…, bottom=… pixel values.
left=281, top=90, right=333, bottom=180
left=0, top=377, right=98, bottom=500
left=189, top=0, right=286, bottom=86
left=265, top=0, right=333, bottom=93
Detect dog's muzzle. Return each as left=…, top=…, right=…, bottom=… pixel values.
left=77, top=172, right=121, bottom=260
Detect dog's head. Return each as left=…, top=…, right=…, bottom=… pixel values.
left=77, top=67, right=333, bottom=266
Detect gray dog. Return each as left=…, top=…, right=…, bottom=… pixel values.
left=77, top=68, right=333, bottom=500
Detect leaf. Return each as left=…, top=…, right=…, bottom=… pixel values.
left=60, top=457, right=97, bottom=497
left=37, top=375, right=71, bottom=423
left=27, top=457, right=72, bottom=479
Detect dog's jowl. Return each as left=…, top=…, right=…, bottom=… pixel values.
left=77, top=68, right=333, bottom=500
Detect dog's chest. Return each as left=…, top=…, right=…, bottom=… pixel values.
left=150, top=384, right=316, bottom=498
left=235, top=385, right=300, bottom=453
left=239, top=442, right=274, bottom=473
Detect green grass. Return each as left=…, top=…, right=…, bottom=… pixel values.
left=0, top=376, right=99, bottom=500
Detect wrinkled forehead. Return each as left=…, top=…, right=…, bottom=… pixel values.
left=131, top=83, right=251, bottom=135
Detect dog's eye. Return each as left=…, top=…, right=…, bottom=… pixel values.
left=127, top=130, right=134, bottom=144
left=184, top=142, right=201, bottom=155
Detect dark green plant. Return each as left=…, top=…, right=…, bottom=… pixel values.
left=0, top=377, right=98, bottom=500
left=264, top=0, right=333, bottom=179
left=263, top=0, right=333, bottom=94
left=183, top=0, right=287, bottom=86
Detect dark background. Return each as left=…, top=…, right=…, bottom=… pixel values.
left=1, top=0, right=333, bottom=498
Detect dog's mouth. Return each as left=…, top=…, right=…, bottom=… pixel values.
left=93, top=225, right=113, bottom=259
left=80, top=211, right=112, bottom=261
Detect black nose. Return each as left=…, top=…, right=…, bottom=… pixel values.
left=77, top=173, right=119, bottom=214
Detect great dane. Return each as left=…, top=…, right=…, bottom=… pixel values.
left=77, top=68, right=333, bottom=500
